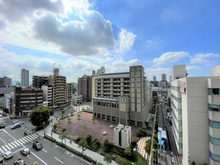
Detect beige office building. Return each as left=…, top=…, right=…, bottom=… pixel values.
left=93, top=65, right=153, bottom=128
left=49, top=68, right=66, bottom=108
left=171, top=65, right=220, bottom=165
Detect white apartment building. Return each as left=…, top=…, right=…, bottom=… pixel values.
left=171, top=65, right=220, bottom=165
left=41, top=85, right=53, bottom=106
left=21, top=68, right=29, bottom=86
left=93, top=65, right=153, bottom=128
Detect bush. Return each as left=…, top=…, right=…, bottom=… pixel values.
left=136, top=128, right=147, bottom=137
left=85, top=133, right=92, bottom=144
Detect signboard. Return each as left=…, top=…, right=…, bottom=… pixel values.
left=179, top=81, right=186, bottom=93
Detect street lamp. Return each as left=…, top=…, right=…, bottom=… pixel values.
left=133, top=147, right=137, bottom=165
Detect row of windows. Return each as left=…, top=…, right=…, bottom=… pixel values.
left=172, top=118, right=182, bottom=137
left=171, top=94, right=181, bottom=103
left=171, top=110, right=182, bottom=126
left=171, top=101, right=182, bottom=114
left=210, top=151, right=220, bottom=162
left=208, top=88, right=220, bottom=95
left=209, top=119, right=220, bottom=129
left=210, top=135, right=220, bottom=145
left=209, top=104, right=220, bottom=112
left=171, top=86, right=180, bottom=91
left=95, top=101, right=119, bottom=108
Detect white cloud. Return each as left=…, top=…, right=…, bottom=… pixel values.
left=153, top=51, right=189, bottom=65
left=186, top=65, right=200, bottom=71
left=116, top=29, right=137, bottom=53
left=190, top=53, right=220, bottom=64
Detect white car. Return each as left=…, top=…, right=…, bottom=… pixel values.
left=20, top=148, right=30, bottom=156
left=3, top=151, right=13, bottom=159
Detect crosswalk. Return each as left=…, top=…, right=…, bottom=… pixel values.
left=0, top=133, right=38, bottom=154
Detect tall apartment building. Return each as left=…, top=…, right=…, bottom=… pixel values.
left=153, top=76, right=156, bottom=81
left=14, top=87, right=43, bottom=116
left=170, top=64, right=220, bottom=165
left=0, top=76, right=12, bottom=87
left=66, top=83, right=72, bottom=106
left=32, top=76, right=48, bottom=88
left=161, top=73, right=167, bottom=81
left=21, top=68, right=29, bottom=86
left=48, top=68, right=66, bottom=108
left=78, top=75, right=92, bottom=102
left=41, top=85, right=53, bottom=106
left=93, top=65, right=153, bottom=128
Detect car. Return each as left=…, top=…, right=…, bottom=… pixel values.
left=20, top=148, right=30, bottom=156
left=170, top=151, right=174, bottom=157
left=3, top=151, right=13, bottom=160
left=14, top=158, right=26, bottom=165
left=171, top=157, right=174, bottom=164
left=17, top=121, right=25, bottom=125
left=11, top=123, right=21, bottom=129
left=33, top=141, right=43, bottom=150
left=0, top=122, right=6, bottom=129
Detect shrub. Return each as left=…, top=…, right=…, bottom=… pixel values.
left=85, top=133, right=92, bottom=144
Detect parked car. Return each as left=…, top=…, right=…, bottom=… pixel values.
left=11, top=123, right=21, bottom=129
left=171, top=157, right=174, bottom=164
left=33, top=141, right=43, bottom=150
left=17, top=121, right=25, bottom=125
left=14, top=158, right=26, bottom=165
left=3, top=151, right=13, bottom=160
left=20, top=148, right=30, bottom=156
left=0, top=122, right=6, bottom=129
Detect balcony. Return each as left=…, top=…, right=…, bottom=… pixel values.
left=209, top=142, right=220, bottom=156
left=209, top=111, right=220, bottom=121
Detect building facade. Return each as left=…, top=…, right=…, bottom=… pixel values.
left=78, top=75, right=92, bottom=102
left=171, top=65, right=220, bottom=165
left=66, top=83, right=72, bottom=106
left=21, top=68, right=29, bottom=87
left=41, top=85, right=53, bottom=106
left=93, top=65, right=153, bottom=128
left=32, top=76, right=48, bottom=88
left=161, top=73, right=167, bottom=81
left=14, top=87, right=43, bottom=116
left=48, top=68, right=66, bottom=109
left=0, top=76, right=12, bottom=87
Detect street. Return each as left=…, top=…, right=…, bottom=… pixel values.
left=0, top=117, right=90, bottom=165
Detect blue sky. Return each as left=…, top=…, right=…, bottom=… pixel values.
left=0, top=0, right=219, bottom=84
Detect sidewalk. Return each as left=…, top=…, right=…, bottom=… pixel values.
left=37, top=116, right=117, bottom=165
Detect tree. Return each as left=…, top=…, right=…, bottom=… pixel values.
left=61, top=110, right=65, bottom=119
left=85, top=133, right=92, bottom=144
left=191, top=161, right=196, bottom=165
left=59, top=130, right=68, bottom=143
left=92, top=117, right=96, bottom=123
left=145, top=140, right=151, bottom=154
left=77, top=113, right=81, bottom=120
left=116, top=157, right=126, bottom=165
left=78, top=138, right=87, bottom=156
left=124, top=147, right=132, bottom=157
left=67, top=117, right=71, bottom=123
left=30, top=106, right=53, bottom=127
left=104, top=153, right=112, bottom=165
left=53, top=124, right=58, bottom=131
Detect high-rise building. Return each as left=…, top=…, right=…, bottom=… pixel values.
left=170, top=65, right=220, bottom=165
left=21, top=68, right=29, bottom=86
left=14, top=87, right=43, bottom=116
left=153, top=76, right=156, bottom=81
left=0, top=76, right=12, bottom=87
left=78, top=75, right=92, bottom=102
left=92, top=65, right=153, bottom=128
left=41, top=85, right=53, bottom=106
left=32, top=76, right=48, bottom=88
left=161, top=73, right=167, bottom=81
left=48, top=67, right=66, bottom=109
left=66, top=83, right=72, bottom=106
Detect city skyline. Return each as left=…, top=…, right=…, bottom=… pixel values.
left=0, top=0, right=220, bottom=84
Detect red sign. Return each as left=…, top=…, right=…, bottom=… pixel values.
left=180, top=86, right=185, bottom=93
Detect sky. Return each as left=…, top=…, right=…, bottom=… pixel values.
left=0, top=0, right=220, bottom=84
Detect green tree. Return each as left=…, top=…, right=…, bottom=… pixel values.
left=145, top=140, right=151, bottom=154
left=78, top=138, right=87, bottom=156
left=104, top=153, right=112, bottom=165
left=53, top=124, right=58, bottom=131
left=85, top=133, right=92, bottom=144
left=115, top=157, right=126, bottom=165
left=77, top=113, right=81, bottom=120
left=59, top=130, right=68, bottom=143
left=30, top=106, right=53, bottom=127
left=124, top=147, right=132, bottom=157
left=191, top=161, right=196, bottom=165
left=67, top=117, right=71, bottom=123
left=61, top=110, right=65, bottom=119
left=92, top=117, right=96, bottom=123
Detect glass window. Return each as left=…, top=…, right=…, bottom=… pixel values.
left=210, top=151, right=220, bottom=162
left=210, top=135, right=220, bottom=145
left=209, top=120, right=220, bottom=129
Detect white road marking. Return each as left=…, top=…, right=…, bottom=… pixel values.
left=2, top=129, right=16, bottom=140
left=7, top=143, right=14, bottom=149
left=0, top=148, right=4, bottom=154
left=30, top=152, right=48, bottom=165
left=0, top=136, right=6, bottom=145
left=54, top=157, right=63, bottom=164
left=2, top=146, right=7, bottom=152
left=42, top=149, right=47, bottom=153
left=4, top=145, right=11, bottom=151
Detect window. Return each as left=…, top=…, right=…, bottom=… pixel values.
left=208, top=104, right=220, bottom=112
left=209, top=119, right=220, bottom=129
left=213, top=88, right=219, bottom=95
left=210, top=151, right=220, bottom=162
left=210, top=135, right=220, bottom=145
left=137, top=121, right=142, bottom=127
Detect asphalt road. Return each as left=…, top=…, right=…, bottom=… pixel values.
left=0, top=118, right=90, bottom=165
